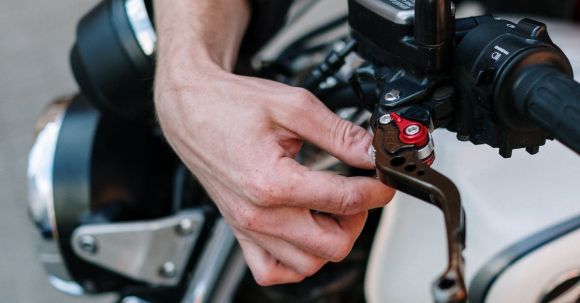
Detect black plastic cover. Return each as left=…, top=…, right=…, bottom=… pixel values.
left=71, top=0, right=155, bottom=119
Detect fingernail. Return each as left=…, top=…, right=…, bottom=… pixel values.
left=368, top=145, right=376, bottom=168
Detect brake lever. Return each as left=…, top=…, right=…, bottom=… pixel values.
left=371, top=113, right=467, bottom=303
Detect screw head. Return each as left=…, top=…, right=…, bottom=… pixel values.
left=404, top=125, right=421, bottom=136
left=175, top=219, right=195, bottom=236
left=159, top=262, right=177, bottom=278
left=384, top=89, right=401, bottom=102
left=78, top=235, right=98, bottom=255
left=379, top=114, right=392, bottom=125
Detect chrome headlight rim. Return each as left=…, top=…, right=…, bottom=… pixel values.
left=28, top=96, right=89, bottom=295
left=125, top=0, right=157, bottom=57
left=28, top=97, right=69, bottom=241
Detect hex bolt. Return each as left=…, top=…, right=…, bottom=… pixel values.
left=384, top=89, right=401, bottom=102
left=159, top=262, right=177, bottom=278
left=405, top=125, right=421, bottom=136
left=175, top=219, right=195, bottom=236
left=379, top=114, right=392, bottom=125
left=78, top=235, right=98, bottom=255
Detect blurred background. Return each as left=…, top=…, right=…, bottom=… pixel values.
left=0, top=0, right=579, bottom=303
left=0, top=1, right=112, bottom=302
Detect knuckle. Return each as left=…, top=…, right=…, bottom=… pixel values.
left=232, top=206, right=262, bottom=231
left=289, top=88, right=316, bottom=113
left=246, top=174, right=282, bottom=208
left=292, top=88, right=315, bottom=105
left=252, top=268, right=276, bottom=286
left=253, top=267, right=305, bottom=286
left=301, top=259, right=326, bottom=277
left=327, top=240, right=353, bottom=262
left=338, top=190, right=364, bottom=215
left=332, top=118, right=368, bottom=150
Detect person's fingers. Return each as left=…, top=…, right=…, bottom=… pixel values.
left=321, top=210, right=368, bottom=240
left=227, top=205, right=367, bottom=262
left=235, top=231, right=305, bottom=286
left=248, top=157, right=395, bottom=215
left=235, top=227, right=327, bottom=277
left=274, top=88, right=374, bottom=169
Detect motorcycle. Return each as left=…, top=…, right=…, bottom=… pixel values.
left=27, top=0, right=580, bottom=302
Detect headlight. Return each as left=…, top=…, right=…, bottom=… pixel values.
left=28, top=98, right=68, bottom=239
left=27, top=97, right=86, bottom=295
left=28, top=94, right=198, bottom=296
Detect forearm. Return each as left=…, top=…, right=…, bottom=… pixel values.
left=151, top=0, right=394, bottom=287
left=154, top=0, right=251, bottom=73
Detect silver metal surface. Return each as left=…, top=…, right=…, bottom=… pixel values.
left=28, top=101, right=67, bottom=241
left=208, top=247, right=247, bottom=303
left=181, top=219, right=239, bottom=303
left=125, top=0, right=157, bottom=56
left=41, top=237, right=85, bottom=296
left=384, top=89, right=401, bottom=102
left=354, top=0, right=415, bottom=25
left=72, top=211, right=205, bottom=286
left=78, top=235, right=98, bottom=255
left=417, top=136, right=435, bottom=160
left=121, top=297, right=151, bottom=303
left=159, top=262, right=177, bottom=279
left=27, top=99, right=86, bottom=296
left=354, top=0, right=455, bottom=25
left=379, top=114, right=393, bottom=125
left=404, top=125, right=421, bottom=136
left=176, top=218, right=197, bottom=236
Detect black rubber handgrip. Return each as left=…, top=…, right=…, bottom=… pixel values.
left=512, top=65, right=580, bottom=154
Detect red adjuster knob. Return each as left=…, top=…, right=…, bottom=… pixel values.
left=390, top=113, right=429, bottom=147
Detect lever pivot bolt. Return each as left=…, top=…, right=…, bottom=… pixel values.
left=379, top=114, right=392, bottom=125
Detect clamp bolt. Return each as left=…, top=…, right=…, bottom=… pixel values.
left=384, top=89, right=401, bottom=102
left=379, top=114, right=392, bottom=125
left=159, top=262, right=177, bottom=278
left=175, top=219, right=195, bottom=236
left=78, top=235, right=98, bottom=255
left=404, top=125, right=421, bottom=136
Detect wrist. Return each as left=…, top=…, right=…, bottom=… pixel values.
left=153, top=0, right=251, bottom=73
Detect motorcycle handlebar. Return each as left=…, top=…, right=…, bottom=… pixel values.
left=512, top=65, right=580, bottom=154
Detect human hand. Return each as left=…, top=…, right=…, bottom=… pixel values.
left=155, top=61, right=395, bottom=286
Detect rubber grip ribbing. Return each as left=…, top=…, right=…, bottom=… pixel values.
left=512, top=65, right=580, bottom=154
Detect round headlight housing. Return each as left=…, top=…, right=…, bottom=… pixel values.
left=28, top=97, right=89, bottom=295
left=70, top=0, right=156, bottom=118
left=28, top=94, right=186, bottom=296
left=28, top=98, right=69, bottom=240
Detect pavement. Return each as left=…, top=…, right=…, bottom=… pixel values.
left=0, top=0, right=113, bottom=302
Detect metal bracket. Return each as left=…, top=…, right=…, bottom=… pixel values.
left=71, top=210, right=205, bottom=287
